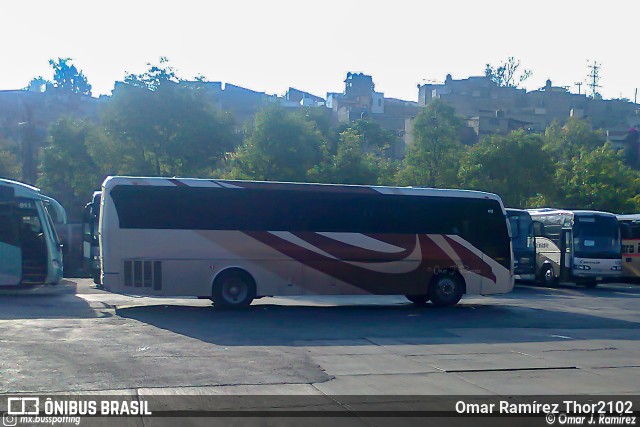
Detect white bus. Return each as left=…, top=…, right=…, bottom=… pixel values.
left=0, top=179, right=65, bottom=287
left=528, top=209, right=622, bottom=287
left=99, top=177, right=514, bottom=307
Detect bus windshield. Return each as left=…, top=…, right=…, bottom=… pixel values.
left=574, top=216, right=620, bottom=259
left=508, top=212, right=535, bottom=251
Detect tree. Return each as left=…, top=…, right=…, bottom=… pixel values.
left=308, top=128, right=379, bottom=185
left=534, top=118, right=640, bottom=212
left=101, top=61, right=237, bottom=177
left=485, top=56, right=532, bottom=88
left=25, top=76, right=49, bottom=92
left=338, top=119, right=400, bottom=155
left=396, top=99, right=463, bottom=188
left=225, top=105, right=324, bottom=181
left=123, top=57, right=179, bottom=91
left=458, top=130, right=552, bottom=207
left=543, top=118, right=604, bottom=160
left=38, top=119, right=103, bottom=221
left=547, top=143, right=640, bottom=212
left=0, top=138, right=20, bottom=179
left=48, top=58, right=92, bottom=96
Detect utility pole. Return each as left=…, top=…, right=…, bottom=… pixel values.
left=586, top=60, right=601, bottom=99
left=574, top=82, right=583, bottom=95
left=20, top=103, right=37, bottom=185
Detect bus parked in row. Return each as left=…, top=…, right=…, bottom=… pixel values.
left=506, top=209, right=536, bottom=282
left=99, top=177, right=514, bottom=307
left=83, top=191, right=102, bottom=284
left=617, top=214, right=640, bottom=280
left=0, top=179, right=66, bottom=287
left=528, top=209, right=622, bottom=287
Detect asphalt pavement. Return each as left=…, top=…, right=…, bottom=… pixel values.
left=1, top=279, right=638, bottom=398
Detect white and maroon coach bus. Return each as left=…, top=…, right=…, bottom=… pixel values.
left=99, top=177, right=513, bottom=307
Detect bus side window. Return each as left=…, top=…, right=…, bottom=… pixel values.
left=532, top=221, right=544, bottom=237
left=0, top=205, right=18, bottom=246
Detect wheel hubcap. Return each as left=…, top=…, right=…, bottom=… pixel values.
left=437, top=278, right=456, bottom=298
left=222, top=280, right=247, bottom=303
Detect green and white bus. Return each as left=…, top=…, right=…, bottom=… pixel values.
left=0, top=179, right=65, bottom=287
left=528, top=209, right=622, bottom=288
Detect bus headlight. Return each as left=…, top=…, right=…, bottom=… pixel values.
left=574, top=264, right=591, bottom=270
left=611, top=265, right=622, bottom=271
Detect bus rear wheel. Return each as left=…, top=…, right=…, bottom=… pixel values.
left=212, top=270, right=256, bottom=308
left=428, top=274, right=464, bottom=307
left=405, top=295, right=429, bottom=306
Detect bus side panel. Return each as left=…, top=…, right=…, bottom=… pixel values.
left=535, top=237, right=561, bottom=278
left=622, top=238, right=640, bottom=279
left=0, top=202, right=21, bottom=286
left=0, top=243, right=21, bottom=285
left=101, top=227, right=512, bottom=298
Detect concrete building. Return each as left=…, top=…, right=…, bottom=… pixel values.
left=413, top=74, right=640, bottom=150
left=327, top=73, right=420, bottom=158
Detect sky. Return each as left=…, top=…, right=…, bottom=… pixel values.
left=2, top=0, right=639, bottom=102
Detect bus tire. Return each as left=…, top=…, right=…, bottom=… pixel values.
left=405, top=295, right=429, bottom=306
left=584, top=280, right=598, bottom=289
left=540, top=265, right=557, bottom=287
left=428, top=273, right=464, bottom=307
left=212, top=270, right=256, bottom=308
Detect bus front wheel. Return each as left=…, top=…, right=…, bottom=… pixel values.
left=212, top=270, right=256, bottom=308
left=540, top=265, right=557, bottom=287
left=583, top=280, right=598, bottom=289
left=428, top=274, right=464, bottom=307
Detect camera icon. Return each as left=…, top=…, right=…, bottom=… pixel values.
left=2, top=412, right=17, bottom=427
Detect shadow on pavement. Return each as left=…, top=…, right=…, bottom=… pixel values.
left=116, top=301, right=640, bottom=347
left=511, top=282, right=640, bottom=299
left=0, top=279, right=111, bottom=320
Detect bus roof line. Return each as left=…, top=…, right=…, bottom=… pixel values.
left=102, top=176, right=504, bottom=202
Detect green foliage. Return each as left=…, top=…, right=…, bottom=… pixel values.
left=459, top=130, right=552, bottom=207
left=396, top=99, right=463, bottom=188
left=485, top=57, right=532, bottom=88
left=0, top=138, right=20, bottom=179
left=225, top=105, right=324, bottom=181
left=543, top=118, right=605, bottom=160
left=102, top=66, right=236, bottom=177
left=308, top=128, right=378, bottom=185
left=49, top=58, right=92, bottom=96
left=532, top=118, right=640, bottom=212
left=124, top=57, right=179, bottom=91
left=539, top=143, right=640, bottom=213
left=338, top=119, right=399, bottom=154
left=38, top=119, right=102, bottom=221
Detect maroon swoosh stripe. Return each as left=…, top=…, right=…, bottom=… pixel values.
left=290, top=232, right=416, bottom=263
left=443, top=235, right=497, bottom=283
left=168, top=179, right=189, bottom=187
left=243, top=231, right=455, bottom=295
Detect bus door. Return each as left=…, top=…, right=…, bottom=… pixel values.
left=0, top=202, right=21, bottom=285
left=559, top=228, right=573, bottom=281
